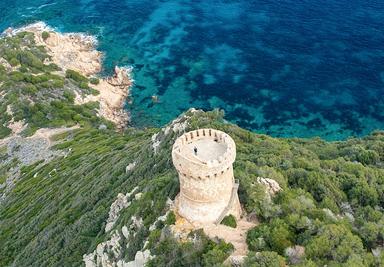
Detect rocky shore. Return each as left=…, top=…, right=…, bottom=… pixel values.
left=7, top=22, right=133, bottom=130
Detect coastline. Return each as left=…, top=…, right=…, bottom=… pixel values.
left=5, top=22, right=133, bottom=130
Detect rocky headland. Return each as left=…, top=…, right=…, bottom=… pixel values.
left=7, top=22, right=133, bottom=130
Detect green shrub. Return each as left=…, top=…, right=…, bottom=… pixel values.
left=0, top=125, right=11, bottom=138
left=244, top=251, right=286, bottom=267
left=41, top=31, right=50, bottom=41
left=9, top=71, right=24, bottom=81
left=221, top=214, right=237, bottom=228
left=90, top=87, right=100, bottom=96
left=147, top=230, right=233, bottom=267
left=63, top=90, right=75, bottom=102
left=18, top=66, right=28, bottom=73
left=17, top=51, right=45, bottom=70
left=65, top=69, right=88, bottom=83
left=146, top=229, right=161, bottom=249
left=52, top=78, right=65, bottom=88
left=165, top=211, right=176, bottom=225
left=9, top=58, right=19, bottom=66
left=45, top=63, right=60, bottom=72
left=79, top=81, right=89, bottom=89
left=89, top=77, right=100, bottom=85
left=24, top=84, right=38, bottom=95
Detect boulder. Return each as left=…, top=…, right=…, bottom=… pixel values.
left=107, top=66, right=133, bottom=87
left=256, top=177, right=282, bottom=197
left=285, top=245, right=305, bottom=264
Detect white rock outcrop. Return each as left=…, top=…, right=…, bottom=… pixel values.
left=256, top=177, right=282, bottom=199
left=105, top=187, right=139, bottom=232
left=285, top=245, right=305, bottom=264
left=84, top=230, right=122, bottom=267
left=151, top=109, right=197, bottom=153
left=125, top=162, right=136, bottom=173
left=83, top=217, right=153, bottom=267
left=118, top=250, right=152, bottom=267
left=107, top=66, right=133, bottom=87
left=227, top=255, right=245, bottom=267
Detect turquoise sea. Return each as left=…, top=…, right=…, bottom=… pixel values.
left=1, top=0, right=384, bottom=140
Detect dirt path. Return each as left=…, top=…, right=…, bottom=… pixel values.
left=203, top=218, right=257, bottom=256
left=29, top=126, right=80, bottom=147
left=172, top=212, right=257, bottom=258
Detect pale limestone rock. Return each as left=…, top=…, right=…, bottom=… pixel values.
left=122, top=226, right=129, bottom=239
left=227, top=255, right=245, bottom=267
left=256, top=177, right=282, bottom=198
left=0, top=57, right=12, bottom=71
left=372, top=246, right=383, bottom=258
left=105, top=193, right=129, bottom=232
left=83, top=253, right=96, bottom=267
left=166, top=198, right=174, bottom=208
left=148, top=199, right=174, bottom=231
left=163, top=115, right=189, bottom=136
left=130, top=216, right=143, bottom=230
left=134, top=193, right=142, bottom=200
left=149, top=211, right=170, bottom=231
left=0, top=127, right=74, bottom=203
left=99, top=124, right=107, bottom=130
left=96, top=244, right=104, bottom=256
left=323, top=208, right=338, bottom=221
left=151, top=110, right=196, bottom=153
left=83, top=219, right=151, bottom=267
left=151, top=133, right=161, bottom=154
left=285, top=245, right=305, bottom=264
left=107, top=66, right=133, bottom=87
left=124, top=250, right=153, bottom=267
left=344, top=212, right=355, bottom=222
left=105, top=187, right=139, bottom=232
left=125, top=162, right=136, bottom=173
left=83, top=232, right=120, bottom=267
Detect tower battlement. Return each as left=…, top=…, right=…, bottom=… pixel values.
left=172, top=128, right=236, bottom=180
left=172, top=129, right=241, bottom=224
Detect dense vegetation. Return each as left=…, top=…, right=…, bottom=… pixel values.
left=1, top=109, right=383, bottom=266
left=147, top=229, right=234, bottom=267
left=0, top=32, right=107, bottom=137
left=238, top=131, right=384, bottom=266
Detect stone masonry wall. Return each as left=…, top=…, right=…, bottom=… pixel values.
left=172, top=129, right=240, bottom=223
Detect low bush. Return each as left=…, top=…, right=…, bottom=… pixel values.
left=41, top=31, right=50, bottom=41
left=89, top=77, right=100, bottom=85
left=165, top=211, right=176, bottom=225
left=221, top=214, right=237, bottom=228
left=65, top=69, right=88, bottom=83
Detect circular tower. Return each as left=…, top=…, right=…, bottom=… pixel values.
left=172, top=128, right=241, bottom=224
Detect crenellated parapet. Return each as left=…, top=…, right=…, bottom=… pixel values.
left=172, top=129, right=236, bottom=180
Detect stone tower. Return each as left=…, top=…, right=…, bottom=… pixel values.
left=172, top=128, right=241, bottom=224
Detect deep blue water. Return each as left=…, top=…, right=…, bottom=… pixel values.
left=1, top=0, right=384, bottom=140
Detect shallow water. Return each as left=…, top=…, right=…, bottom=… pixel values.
left=1, top=0, right=384, bottom=140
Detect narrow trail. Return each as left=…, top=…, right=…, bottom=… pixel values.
left=204, top=217, right=257, bottom=256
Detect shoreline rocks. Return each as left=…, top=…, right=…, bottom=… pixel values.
left=7, top=22, right=133, bottom=130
